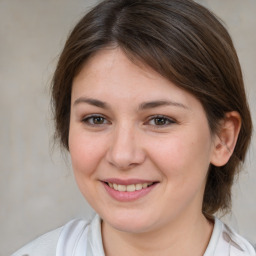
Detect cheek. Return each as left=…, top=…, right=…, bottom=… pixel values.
left=68, top=129, right=106, bottom=178
left=148, top=129, right=212, bottom=181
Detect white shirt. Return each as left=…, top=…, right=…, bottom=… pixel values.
left=12, top=214, right=255, bottom=256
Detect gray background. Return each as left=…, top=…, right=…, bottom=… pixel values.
left=0, top=0, right=255, bottom=255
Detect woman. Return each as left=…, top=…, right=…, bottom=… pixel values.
left=12, top=0, right=255, bottom=255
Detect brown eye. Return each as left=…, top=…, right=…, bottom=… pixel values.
left=92, top=116, right=105, bottom=124
left=82, top=115, right=109, bottom=126
left=154, top=117, right=168, bottom=125
left=147, top=115, right=176, bottom=127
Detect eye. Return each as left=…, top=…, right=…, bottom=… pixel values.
left=146, top=115, right=176, bottom=127
left=82, top=115, right=110, bottom=126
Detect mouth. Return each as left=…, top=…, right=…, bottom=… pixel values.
left=102, top=179, right=159, bottom=201
left=105, top=182, right=155, bottom=192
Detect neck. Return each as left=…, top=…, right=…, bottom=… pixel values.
left=102, top=212, right=214, bottom=256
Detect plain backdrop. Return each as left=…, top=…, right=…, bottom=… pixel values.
left=0, top=0, right=255, bottom=255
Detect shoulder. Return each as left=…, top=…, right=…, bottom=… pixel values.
left=222, top=221, right=255, bottom=256
left=11, top=227, right=62, bottom=256
left=209, top=218, right=256, bottom=256
left=11, top=219, right=91, bottom=256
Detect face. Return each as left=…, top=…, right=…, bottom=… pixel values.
left=69, top=48, right=217, bottom=234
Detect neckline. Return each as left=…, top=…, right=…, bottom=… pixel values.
left=204, top=217, right=223, bottom=255
left=89, top=215, right=223, bottom=256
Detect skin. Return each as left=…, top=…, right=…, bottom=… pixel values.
left=69, top=48, right=240, bottom=256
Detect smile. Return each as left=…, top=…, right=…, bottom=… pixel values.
left=103, top=180, right=158, bottom=202
left=107, top=182, right=153, bottom=192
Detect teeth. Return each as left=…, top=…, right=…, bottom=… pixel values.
left=127, top=184, right=135, bottom=192
left=117, top=185, right=126, bottom=192
left=142, top=183, right=148, bottom=188
left=108, top=182, right=153, bottom=192
left=135, top=184, right=142, bottom=190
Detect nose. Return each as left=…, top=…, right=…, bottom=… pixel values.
left=106, top=124, right=146, bottom=170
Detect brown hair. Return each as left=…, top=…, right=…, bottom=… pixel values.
left=51, top=0, right=252, bottom=216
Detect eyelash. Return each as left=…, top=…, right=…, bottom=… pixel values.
left=145, top=115, right=176, bottom=127
left=82, top=114, right=176, bottom=128
left=82, top=114, right=110, bottom=126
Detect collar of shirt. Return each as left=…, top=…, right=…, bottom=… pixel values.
left=56, top=214, right=255, bottom=256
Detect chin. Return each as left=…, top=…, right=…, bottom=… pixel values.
left=102, top=210, right=159, bottom=234
left=110, top=220, right=152, bottom=234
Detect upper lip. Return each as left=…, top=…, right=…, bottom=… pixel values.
left=102, top=178, right=158, bottom=185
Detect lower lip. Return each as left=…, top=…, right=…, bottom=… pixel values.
left=103, top=182, right=157, bottom=202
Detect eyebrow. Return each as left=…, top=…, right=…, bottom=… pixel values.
left=74, top=97, right=110, bottom=109
left=73, top=97, right=189, bottom=111
left=138, top=100, right=189, bottom=110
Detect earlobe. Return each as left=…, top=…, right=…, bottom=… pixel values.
left=210, top=111, right=241, bottom=167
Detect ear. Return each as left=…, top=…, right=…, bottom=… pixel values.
left=210, top=111, right=241, bottom=167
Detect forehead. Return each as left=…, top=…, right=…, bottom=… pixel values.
left=74, top=48, right=157, bottom=84
left=71, top=48, right=202, bottom=112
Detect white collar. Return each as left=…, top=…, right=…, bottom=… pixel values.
left=57, top=215, right=255, bottom=256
